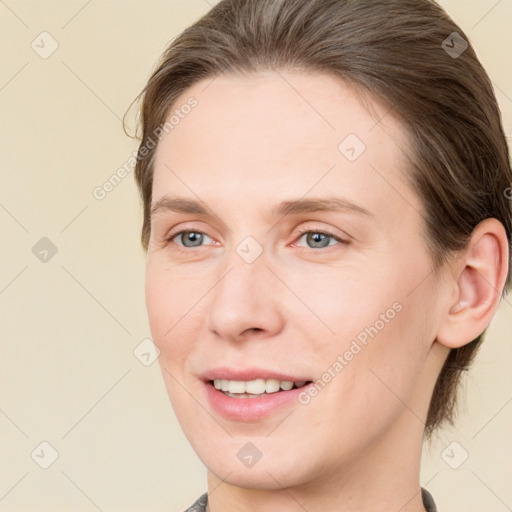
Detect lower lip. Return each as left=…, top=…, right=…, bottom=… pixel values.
left=203, top=381, right=311, bottom=421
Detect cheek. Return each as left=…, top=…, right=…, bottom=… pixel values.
left=285, top=265, right=402, bottom=355
left=145, top=269, right=171, bottom=340
left=145, top=258, right=196, bottom=329
left=278, top=264, right=376, bottom=332
left=331, top=294, right=432, bottom=429
left=302, top=266, right=431, bottom=415
left=145, top=261, right=217, bottom=382
left=145, top=262, right=190, bottom=358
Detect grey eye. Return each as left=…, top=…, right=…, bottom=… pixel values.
left=175, top=231, right=212, bottom=248
left=297, top=231, right=340, bottom=249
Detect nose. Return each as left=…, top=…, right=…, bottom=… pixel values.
left=205, top=247, right=284, bottom=343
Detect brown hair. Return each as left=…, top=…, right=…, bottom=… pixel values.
left=126, top=0, right=512, bottom=438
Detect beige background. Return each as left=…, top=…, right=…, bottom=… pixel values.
left=0, top=1, right=511, bottom=511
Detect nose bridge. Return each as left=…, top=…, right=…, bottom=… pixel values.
left=205, top=234, right=282, bottom=339
left=213, top=235, right=268, bottom=313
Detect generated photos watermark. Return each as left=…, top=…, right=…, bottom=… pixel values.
left=298, top=301, right=403, bottom=405
left=92, top=96, right=198, bottom=201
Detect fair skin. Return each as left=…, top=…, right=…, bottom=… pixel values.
left=144, top=71, right=508, bottom=512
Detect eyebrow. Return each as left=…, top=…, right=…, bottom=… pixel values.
left=150, top=195, right=373, bottom=219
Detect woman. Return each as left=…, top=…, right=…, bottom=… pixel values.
left=128, top=1, right=511, bottom=510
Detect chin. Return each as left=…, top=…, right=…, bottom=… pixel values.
left=210, top=462, right=309, bottom=490
left=195, top=438, right=316, bottom=489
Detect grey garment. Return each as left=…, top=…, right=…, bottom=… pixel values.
left=182, top=487, right=438, bottom=511
left=182, top=492, right=207, bottom=512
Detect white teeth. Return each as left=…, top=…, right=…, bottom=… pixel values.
left=245, top=379, right=266, bottom=394
left=265, top=379, right=281, bottom=394
left=212, top=378, right=307, bottom=395
left=228, top=380, right=246, bottom=394
left=280, top=380, right=293, bottom=391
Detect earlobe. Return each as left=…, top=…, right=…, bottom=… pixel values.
left=436, top=218, right=509, bottom=349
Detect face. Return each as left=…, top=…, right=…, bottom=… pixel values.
left=145, top=71, right=446, bottom=489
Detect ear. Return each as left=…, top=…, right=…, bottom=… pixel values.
left=436, top=218, right=510, bottom=349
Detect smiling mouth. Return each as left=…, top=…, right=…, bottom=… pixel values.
left=209, top=378, right=313, bottom=398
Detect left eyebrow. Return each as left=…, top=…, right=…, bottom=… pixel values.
left=150, top=195, right=373, bottom=219
left=272, top=197, right=373, bottom=218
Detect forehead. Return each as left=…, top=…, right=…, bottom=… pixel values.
left=152, top=70, right=418, bottom=215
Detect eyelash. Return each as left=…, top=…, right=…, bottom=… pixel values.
left=164, top=226, right=349, bottom=252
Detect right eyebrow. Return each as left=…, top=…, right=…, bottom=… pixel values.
left=151, top=196, right=209, bottom=217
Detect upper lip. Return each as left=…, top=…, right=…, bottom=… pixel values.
left=200, top=367, right=312, bottom=383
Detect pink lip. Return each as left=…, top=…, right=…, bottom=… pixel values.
left=203, top=381, right=312, bottom=421
left=200, top=366, right=311, bottom=382
left=200, top=367, right=314, bottom=422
